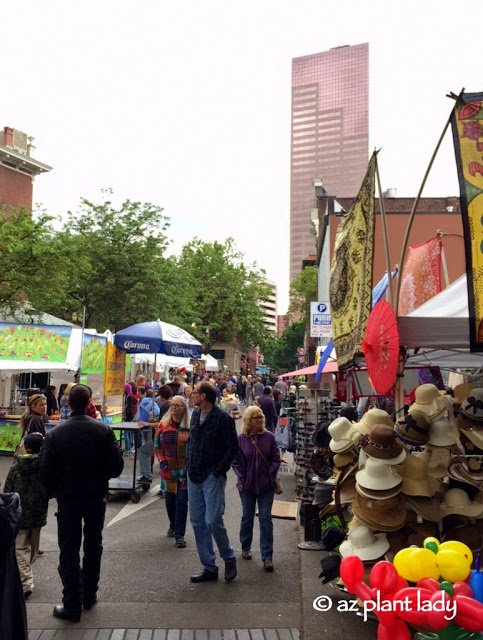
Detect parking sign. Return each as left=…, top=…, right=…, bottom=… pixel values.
left=310, top=301, right=332, bottom=338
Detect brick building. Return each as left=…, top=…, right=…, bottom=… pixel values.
left=0, top=126, right=52, bottom=211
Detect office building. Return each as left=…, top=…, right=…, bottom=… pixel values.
left=259, top=279, right=277, bottom=333
left=290, top=43, right=369, bottom=281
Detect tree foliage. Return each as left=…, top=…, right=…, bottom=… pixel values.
left=265, top=320, right=305, bottom=372
left=288, top=265, right=317, bottom=325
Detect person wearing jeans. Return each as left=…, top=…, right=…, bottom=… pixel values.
left=231, top=405, right=281, bottom=572
left=137, top=389, right=160, bottom=483
left=154, top=396, right=190, bottom=547
left=186, top=382, right=239, bottom=583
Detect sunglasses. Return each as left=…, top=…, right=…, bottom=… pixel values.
left=30, top=394, right=46, bottom=402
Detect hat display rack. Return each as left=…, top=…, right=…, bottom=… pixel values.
left=315, top=384, right=483, bottom=585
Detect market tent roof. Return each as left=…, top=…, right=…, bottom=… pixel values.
left=134, top=353, right=193, bottom=371
left=201, top=353, right=219, bottom=371
left=0, top=304, right=76, bottom=327
left=281, top=361, right=338, bottom=378
left=398, top=275, right=483, bottom=368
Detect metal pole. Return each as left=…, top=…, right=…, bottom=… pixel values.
left=78, top=305, right=86, bottom=380
left=375, top=156, right=394, bottom=309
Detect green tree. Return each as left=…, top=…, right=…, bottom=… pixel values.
left=265, top=320, right=305, bottom=372
left=173, top=238, right=272, bottom=352
left=0, top=205, right=64, bottom=312
left=44, top=194, right=171, bottom=331
left=288, top=265, right=317, bottom=326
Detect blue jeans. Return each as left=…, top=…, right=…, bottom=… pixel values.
left=139, top=430, right=153, bottom=480
left=165, top=487, right=188, bottom=538
left=188, top=472, right=236, bottom=572
left=239, top=490, right=275, bottom=561
left=123, top=429, right=133, bottom=452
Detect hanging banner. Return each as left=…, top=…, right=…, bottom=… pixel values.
left=0, top=323, right=72, bottom=363
left=82, top=334, right=107, bottom=374
left=398, top=238, right=442, bottom=316
left=103, top=342, right=126, bottom=397
left=372, top=268, right=398, bottom=307
left=329, top=151, right=377, bottom=369
left=451, top=93, right=483, bottom=351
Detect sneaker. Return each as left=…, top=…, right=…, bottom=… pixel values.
left=263, top=559, right=274, bottom=572
left=242, top=550, right=252, bottom=560
left=176, top=537, right=187, bottom=548
left=224, top=559, right=237, bottom=582
left=24, top=589, right=33, bottom=598
left=167, top=528, right=175, bottom=538
left=137, top=476, right=152, bottom=483
left=37, top=550, right=45, bottom=557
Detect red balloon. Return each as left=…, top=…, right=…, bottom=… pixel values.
left=378, top=620, right=411, bottom=640
left=417, top=578, right=440, bottom=592
left=454, top=595, right=483, bottom=632
left=425, top=590, right=452, bottom=630
left=395, top=576, right=409, bottom=592
left=453, top=582, right=473, bottom=598
left=395, top=587, right=433, bottom=625
left=353, top=582, right=376, bottom=602
left=370, top=562, right=399, bottom=594
left=340, top=556, right=364, bottom=591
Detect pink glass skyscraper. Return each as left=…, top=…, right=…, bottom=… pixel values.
left=290, top=43, right=369, bottom=281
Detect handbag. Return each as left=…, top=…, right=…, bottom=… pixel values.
left=249, top=437, right=283, bottom=495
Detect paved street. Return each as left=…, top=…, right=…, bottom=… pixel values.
left=0, top=437, right=376, bottom=640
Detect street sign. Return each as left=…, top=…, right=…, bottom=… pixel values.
left=310, top=301, right=332, bottom=338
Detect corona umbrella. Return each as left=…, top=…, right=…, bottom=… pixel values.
left=361, top=301, right=399, bottom=395
left=113, top=320, right=202, bottom=359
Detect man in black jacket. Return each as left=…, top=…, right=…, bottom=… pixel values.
left=41, top=385, right=124, bottom=622
left=186, top=381, right=239, bottom=583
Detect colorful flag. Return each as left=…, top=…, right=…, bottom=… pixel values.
left=329, top=151, right=377, bottom=368
left=372, top=268, right=398, bottom=307
left=451, top=93, right=483, bottom=351
left=398, top=238, right=442, bottom=316
left=314, top=340, right=334, bottom=383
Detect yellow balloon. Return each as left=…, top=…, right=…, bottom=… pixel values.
left=438, top=541, right=473, bottom=565
left=437, top=549, right=471, bottom=582
left=405, top=548, right=440, bottom=582
left=423, top=537, right=440, bottom=551
left=394, top=548, right=420, bottom=581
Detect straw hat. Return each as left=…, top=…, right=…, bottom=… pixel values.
left=395, top=410, right=431, bottom=446
left=460, top=389, right=483, bottom=424
left=339, top=525, right=390, bottom=561
left=447, top=459, right=483, bottom=490
left=400, top=455, right=439, bottom=497
left=404, top=495, right=443, bottom=523
left=427, top=416, right=457, bottom=447
left=452, top=383, right=473, bottom=406
left=456, top=414, right=483, bottom=450
left=329, top=417, right=355, bottom=453
left=440, top=488, right=483, bottom=518
left=358, top=408, right=394, bottom=435
left=409, top=384, right=446, bottom=419
left=352, top=493, right=406, bottom=532
left=356, top=458, right=403, bottom=491
left=361, top=425, right=406, bottom=465
left=356, top=481, right=403, bottom=501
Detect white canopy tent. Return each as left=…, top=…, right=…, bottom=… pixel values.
left=398, top=275, right=483, bottom=369
left=201, top=353, right=219, bottom=372
left=133, top=353, right=193, bottom=372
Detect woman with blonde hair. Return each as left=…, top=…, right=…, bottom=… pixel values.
left=184, top=384, right=196, bottom=418
left=154, top=395, right=190, bottom=548
left=231, top=405, right=281, bottom=571
left=19, top=394, right=48, bottom=439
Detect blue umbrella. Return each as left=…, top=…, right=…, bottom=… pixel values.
left=114, top=320, right=202, bottom=359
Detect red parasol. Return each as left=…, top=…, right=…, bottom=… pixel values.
left=361, top=301, right=399, bottom=395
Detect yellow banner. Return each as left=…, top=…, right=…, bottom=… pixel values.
left=103, top=342, right=126, bottom=396
left=329, top=151, right=377, bottom=368
left=451, top=94, right=483, bottom=351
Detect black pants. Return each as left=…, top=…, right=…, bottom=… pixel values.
left=56, top=497, right=106, bottom=612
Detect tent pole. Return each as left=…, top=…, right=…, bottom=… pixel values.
left=441, top=245, right=450, bottom=289
left=394, top=108, right=455, bottom=314
left=375, top=156, right=394, bottom=309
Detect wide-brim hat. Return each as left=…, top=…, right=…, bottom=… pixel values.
left=440, top=488, right=483, bottom=518
left=356, top=457, right=402, bottom=491
left=427, top=417, right=457, bottom=446
left=339, top=525, right=390, bottom=561
left=404, top=495, right=442, bottom=523
left=400, top=455, right=439, bottom=497
left=447, top=459, right=483, bottom=490
left=352, top=493, right=406, bottom=532
left=410, top=384, right=447, bottom=419
left=312, top=484, right=335, bottom=506
left=356, top=481, right=402, bottom=501
left=456, top=414, right=483, bottom=449
left=359, top=408, right=394, bottom=433
left=329, top=417, right=356, bottom=453
left=395, top=410, right=431, bottom=446
left=362, top=424, right=406, bottom=464
left=452, top=383, right=473, bottom=406
left=460, top=389, right=483, bottom=423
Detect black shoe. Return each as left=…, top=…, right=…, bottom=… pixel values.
left=137, top=476, right=151, bottom=483
left=167, top=528, right=175, bottom=538
left=53, top=604, right=82, bottom=622
left=24, top=590, right=33, bottom=599
left=83, top=596, right=98, bottom=610
left=190, top=569, right=219, bottom=583
left=225, top=559, right=237, bottom=582
left=176, top=537, right=187, bottom=548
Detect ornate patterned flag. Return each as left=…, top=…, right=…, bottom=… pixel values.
left=451, top=93, right=483, bottom=352
left=398, top=237, right=442, bottom=316
left=329, top=151, right=377, bottom=369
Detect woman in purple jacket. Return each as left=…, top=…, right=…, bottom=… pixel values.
left=231, top=405, right=281, bottom=572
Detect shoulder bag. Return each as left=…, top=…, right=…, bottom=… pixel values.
left=249, top=437, right=283, bottom=495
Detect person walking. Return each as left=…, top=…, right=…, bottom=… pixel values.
left=231, top=406, right=281, bottom=572
left=154, top=396, right=190, bottom=548
left=252, top=378, right=264, bottom=401
left=273, top=376, right=288, bottom=399
left=186, top=382, right=239, bottom=583
left=137, top=389, right=160, bottom=484
left=4, top=433, right=49, bottom=597
left=257, top=387, right=278, bottom=433
left=123, top=383, right=136, bottom=454
left=40, top=385, right=124, bottom=622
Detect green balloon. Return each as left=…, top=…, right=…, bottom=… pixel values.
left=439, top=581, right=455, bottom=596
left=426, top=541, right=439, bottom=554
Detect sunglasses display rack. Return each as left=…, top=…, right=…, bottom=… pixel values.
left=294, top=390, right=320, bottom=503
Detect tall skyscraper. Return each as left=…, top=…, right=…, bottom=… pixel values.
left=290, top=43, right=369, bottom=281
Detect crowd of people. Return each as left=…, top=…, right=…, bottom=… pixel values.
left=2, top=369, right=296, bottom=624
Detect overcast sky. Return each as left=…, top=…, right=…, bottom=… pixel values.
left=3, top=0, right=481, bottom=314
